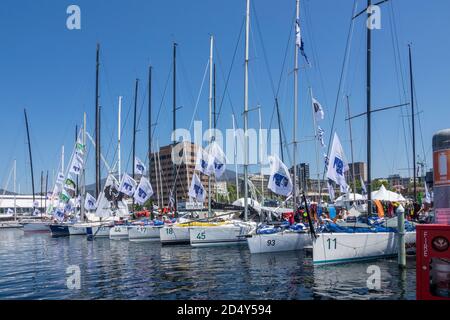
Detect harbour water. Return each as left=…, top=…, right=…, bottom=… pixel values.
left=0, top=229, right=416, bottom=300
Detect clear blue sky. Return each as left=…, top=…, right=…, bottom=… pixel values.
left=1, top=0, right=449, bottom=194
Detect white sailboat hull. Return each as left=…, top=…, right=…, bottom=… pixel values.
left=247, top=231, right=312, bottom=254
left=189, top=223, right=253, bottom=247
left=68, top=225, right=87, bottom=235
left=109, top=225, right=129, bottom=240
left=159, top=225, right=190, bottom=245
left=87, top=225, right=112, bottom=238
left=313, top=231, right=417, bottom=265
left=128, top=225, right=161, bottom=242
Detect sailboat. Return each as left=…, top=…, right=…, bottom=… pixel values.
left=0, top=160, right=23, bottom=229
left=312, top=0, right=417, bottom=265
left=246, top=0, right=313, bottom=254
left=21, top=109, right=52, bottom=232
left=187, top=12, right=257, bottom=248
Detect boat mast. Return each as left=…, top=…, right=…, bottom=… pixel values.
left=95, top=43, right=101, bottom=199
left=148, top=66, right=152, bottom=183
left=40, top=171, right=43, bottom=217
left=132, top=79, right=139, bottom=208
left=258, top=107, right=264, bottom=205
left=45, top=171, right=48, bottom=214
left=366, top=0, right=372, bottom=213
left=172, top=42, right=178, bottom=214
left=232, top=114, right=239, bottom=201
left=243, top=0, right=250, bottom=221
left=24, top=109, right=35, bottom=210
left=293, top=0, right=300, bottom=213
left=346, top=95, right=357, bottom=201
left=310, top=88, right=321, bottom=202
left=409, top=44, right=417, bottom=203
left=13, top=159, right=16, bottom=221
left=275, top=98, right=285, bottom=162
left=80, top=113, right=87, bottom=222
left=118, top=96, right=122, bottom=178
left=208, top=35, right=214, bottom=217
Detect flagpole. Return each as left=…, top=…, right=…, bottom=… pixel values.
left=243, top=0, right=250, bottom=221
left=309, top=87, right=321, bottom=203
left=293, top=0, right=300, bottom=214
left=208, top=35, right=214, bottom=217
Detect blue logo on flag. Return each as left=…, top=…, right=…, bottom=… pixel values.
left=333, top=157, right=344, bottom=176
left=273, top=173, right=289, bottom=188
left=194, top=184, right=203, bottom=196
left=138, top=188, right=147, bottom=199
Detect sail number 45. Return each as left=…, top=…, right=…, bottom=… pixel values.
left=196, top=231, right=206, bottom=240
left=327, top=238, right=337, bottom=250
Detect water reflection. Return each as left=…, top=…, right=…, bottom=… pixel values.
left=0, top=230, right=416, bottom=300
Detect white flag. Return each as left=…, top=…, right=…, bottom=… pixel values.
left=69, top=157, right=83, bottom=176
left=326, top=133, right=349, bottom=189
left=7, top=208, right=14, bottom=214
left=56, top=172, right=65, bottom=185
left=188, top=173, right=206, bottom=202
left=328, top=181, right=335, bottom=201
left=424, top=181, right=431, bottom=204
left=312, top=97, right=324, bottom=121
left=119, top=173, right=137, bottom=197
left=84, top=193, right=97, bottom=211
left=360, top=176, right=367, bottom=195
left=317, top=126, right=325, bottom=147
left=295, top=18, right=302, bottom=48
left=134, top=177, right=154, bottom=205
left=195, top=147, right=210, bottom=175
left=267, top=154, right=293, bottom=197
left=207, top=142, right=227, bottom=178
left=134, top=157, right=146, bottom=175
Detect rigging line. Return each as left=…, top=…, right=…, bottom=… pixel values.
left=413, top=80, right=427, bottom=168
left=189, top=60, right=210, bottom=133
left=179, top=48, right=198, bottom=110
left=252, top=0, right=276, bottom=96
left=152, top=62, right=173, bottom=139
left=214, top=42, right=239, bottom=127
left=215, top=17, right=245, bottom=125
left=303, top=0, right=329, bottom=110
left=267, top=10, right=295, bottom=133
left=321, top=0, right=358, bottom=183
left=169, top=59, right=214, bottom=197
left=387, top=2, right=411, bottom=176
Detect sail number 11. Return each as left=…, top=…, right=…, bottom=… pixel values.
left=327, top=238, right=337, bottom=250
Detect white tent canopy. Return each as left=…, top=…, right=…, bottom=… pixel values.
left=335, top=193, right=365, bottom=202
left=371, top=185, right=406, bottom=202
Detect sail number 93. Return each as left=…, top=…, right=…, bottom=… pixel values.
left=266, top=240, right=276, bottom=246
